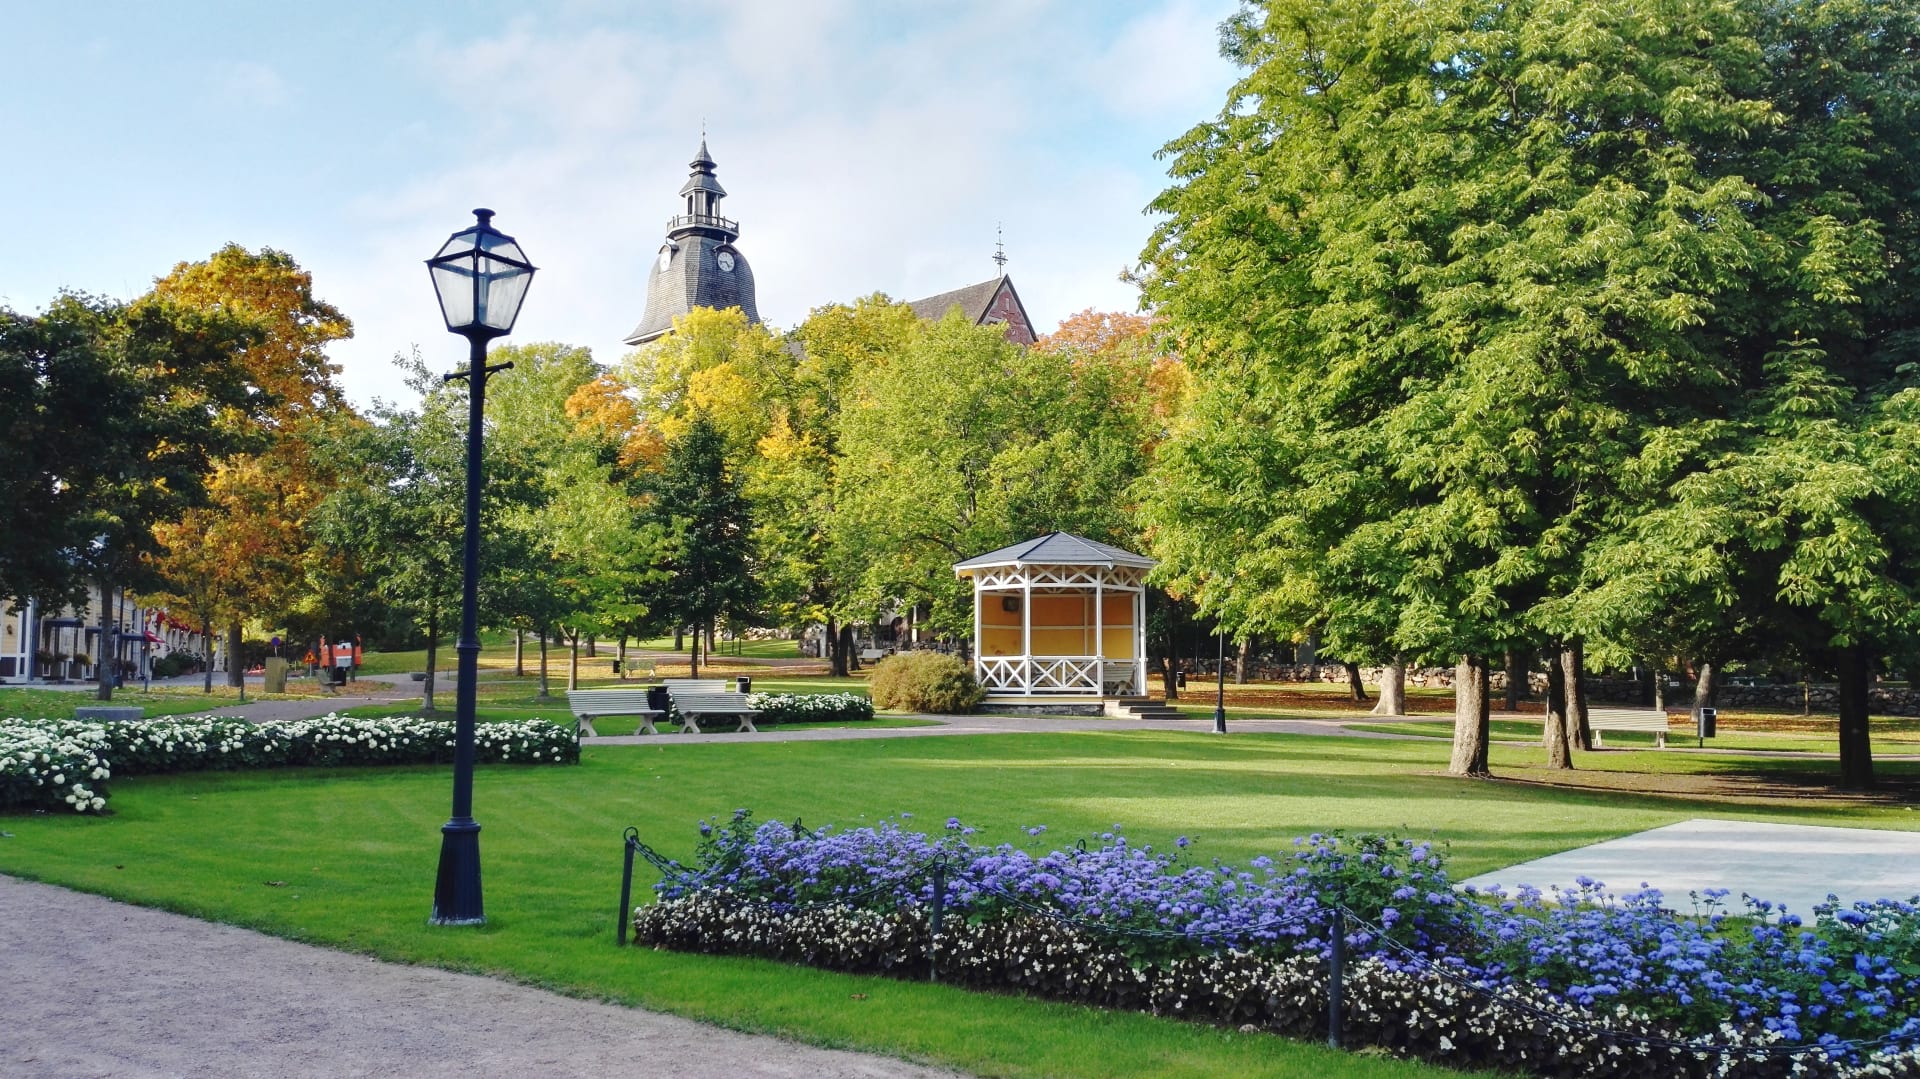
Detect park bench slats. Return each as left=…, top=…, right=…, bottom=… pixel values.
left=1587, top=706, right=1672, bottom=749
left=664, top=679, right=760, bottom=734
left=565, top=688, right=665, bottom=737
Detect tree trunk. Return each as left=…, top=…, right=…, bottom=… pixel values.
left=514, top=629, right=524, bottom=678
left=673, top=626, right=683, bottom=651
left=1504, top=649, right=1524, bottom=711
left=586, top=634, right=596, bottom=658
left=568, top=629, right=580, bottom=690
left=422, top=608, right=439, bottom=713
left=202, top=616, right=215, bottom=694
left=1562, top=641, right=1592, bottom=750
left=95, top=575, right=115, bottom=701
left=1693, top=661, right=1719, bottom=712
left=617, top=635, right=628, bottom=681
left=536, top=629, right=550, bottom=698
left=1449, top=654, right=1492, bottom=777
left=1343, top=661, right=1369, bottom=702
left=1370, top=660, right=1406, bottom=716
left=1837, top=644, right=1874, bottom=790
left=226, top=622, right=244, bottom=690
left=840, top=624, right=859, bottom=672
left=827, top=616, right=847, bottom=677
left=1652, top=669, right=1666, bottom=711
left=1543, top=645, right=1574, bottom=770
left=1234, top=637, right=1251, bottom=685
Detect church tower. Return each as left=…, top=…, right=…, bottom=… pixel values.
left=624, top=139, right=761, bottom=346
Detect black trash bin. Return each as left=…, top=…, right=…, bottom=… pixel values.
left=646, top=684, right=669, bottom=712
left=736, top=676, right=751, bottom=694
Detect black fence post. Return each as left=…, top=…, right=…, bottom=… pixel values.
left=929, top=859, right=948, bottom=982
left=1328, top=905, right=1346, bottom=1048
left=617, top=827, right=638, bottom=946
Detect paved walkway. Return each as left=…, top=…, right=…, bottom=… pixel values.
left=1458, top=818, right=1920, bottom=913
left=582, top=711, right=1422, bottom=745
left=0, top=875, right=962, bottom=1079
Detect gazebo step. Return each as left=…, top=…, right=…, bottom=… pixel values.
left=1104, top=698, right=1186, bottom=720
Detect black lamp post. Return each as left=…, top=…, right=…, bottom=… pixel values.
left=1213, top=625, right=1227, bottom=734
left=425, top=208, right=535, bottom=926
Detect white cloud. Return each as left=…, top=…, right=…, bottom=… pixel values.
left=215, top=61, right=289, bottom=108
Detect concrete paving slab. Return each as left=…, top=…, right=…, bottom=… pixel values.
left=1459, top=817, right=1920, bottom=914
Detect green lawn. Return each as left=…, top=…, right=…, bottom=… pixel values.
left=0, top=685, right=330, bottom=721
left=1345, top=718, right=1920, bottom=754
left=4, top=731, right=1916, bottom=1077
left=628, top=635, right=803, bottom=660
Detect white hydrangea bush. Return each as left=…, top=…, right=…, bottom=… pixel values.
left=744, top=692, right=874, bottom=724
left=1, top=713, right=577, bottom=814
left=0, top=719, right=112, bottom=812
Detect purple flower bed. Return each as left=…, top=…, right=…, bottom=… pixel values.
left=634, top=812, right=1920, bottom=1076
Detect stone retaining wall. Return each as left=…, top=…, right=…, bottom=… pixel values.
left=1193, top=662, right=1920, bottom=715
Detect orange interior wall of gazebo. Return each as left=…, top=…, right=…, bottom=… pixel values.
left=979, top=593, right=1136, bottom=658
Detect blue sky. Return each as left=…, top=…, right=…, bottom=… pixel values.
left=4, top=1, right=1240, bottom=406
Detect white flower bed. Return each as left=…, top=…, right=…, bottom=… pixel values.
left=0, top=720, right=110, bottom=812
left=744, top=692, right=874, bottom=724
left=0, top=714, right=577, bottom=814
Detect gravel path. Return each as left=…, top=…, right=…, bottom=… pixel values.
left=0, top=875, right=964, bottom=1079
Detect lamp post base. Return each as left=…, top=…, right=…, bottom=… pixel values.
left=430, top=819, right=485, bottom=925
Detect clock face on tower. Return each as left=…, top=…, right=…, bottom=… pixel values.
left=715, top=251, right=736, bottom=272
left=658, top=247, right=672, bottom=272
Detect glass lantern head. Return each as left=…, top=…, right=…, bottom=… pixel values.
left=427, top=208, right=536, bottom=338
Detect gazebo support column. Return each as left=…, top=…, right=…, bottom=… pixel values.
left=1134, top=589, right=1146, bottom=697
left=1022, top=579, right=1033, bottom=696
left=1095, top=579, right=1105, bottom=695
left=972, top=576, right=984, bottom=687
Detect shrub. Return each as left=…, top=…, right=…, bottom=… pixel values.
left=150, top=652, right=200, bottom=678
left=868, top=652, right=983, bottom=714
left=746, top=692, right=874, bottom=725
left=0, top=714, right=578, bottom=814
left=0, top=720, right=110, bottom=812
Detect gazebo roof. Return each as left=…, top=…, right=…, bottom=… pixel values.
left=953, top=531, right=1156, bottom=573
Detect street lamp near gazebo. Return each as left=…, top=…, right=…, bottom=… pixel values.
left=425, top=208, right=535, bottom=926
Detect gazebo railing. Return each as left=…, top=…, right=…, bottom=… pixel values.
left=978, top=656, right=1141, bottom=696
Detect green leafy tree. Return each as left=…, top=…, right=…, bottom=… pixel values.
left=1142, top=0, right=1794, bottom=775
left=0, top=293, right=262, bottom=698
left=146, top=244, right=353, bottom=686
left=312, top=352, right=467, bottom=711
left=649, top=414, right=760, bottom=677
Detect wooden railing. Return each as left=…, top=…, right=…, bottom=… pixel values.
left=977, top=656, right=1143, bottom=696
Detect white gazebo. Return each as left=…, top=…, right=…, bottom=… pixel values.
left=953, top=532, right=1155, bottom=704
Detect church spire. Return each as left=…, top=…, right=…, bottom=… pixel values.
left=624, top=136, right=760, bottom=346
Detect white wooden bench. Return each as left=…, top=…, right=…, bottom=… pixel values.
left=565, top=687, right=666, bottom=737
left=663, top=678, right=760, bottom=734
left=1588, top=707, right=1672, bottom=748
left=859, top=647, right=891, bottom=663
